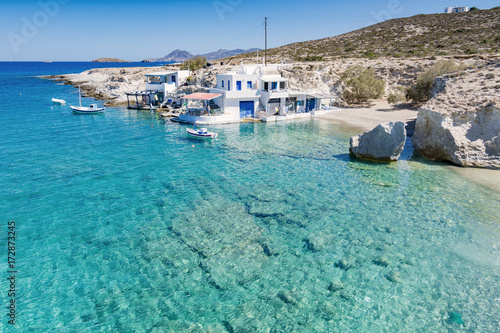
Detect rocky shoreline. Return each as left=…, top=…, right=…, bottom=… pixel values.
left=43, top=55, right=500, bottom=169
left=412, top=60, right=500, bottom=169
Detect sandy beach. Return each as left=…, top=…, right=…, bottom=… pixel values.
left=317, top=100, right=500, bottom=194
left=316, top=100, right=418, bottom=131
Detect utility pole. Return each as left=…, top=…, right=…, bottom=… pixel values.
left=265, top=17, right=267, bottom=66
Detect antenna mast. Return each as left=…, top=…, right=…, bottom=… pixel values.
left=265, top=17, right=267, bottom=66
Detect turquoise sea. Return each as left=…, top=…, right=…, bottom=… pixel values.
left=1, top=62, right=499, bottom=332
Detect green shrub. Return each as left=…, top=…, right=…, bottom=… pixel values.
left=406, top=60, right=460, bottom=103
left=180, top=56, right=207, bottom=71
left=387, top=93, right=406, bottom=104
left=296, top=55, right=323, bottom=62
left=341, top=65, right=385, bottom=104
left=387, top=86, right=407, bottom=104
left=464, top=48, right=478, bottom=54
left=363, top=50, right=379, bottom=59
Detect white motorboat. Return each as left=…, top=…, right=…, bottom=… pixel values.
left=70, top=86, right=105, bottom=114
left=186, top=127, right=218, bottom=139
left=51, top=98, right=66, bottom=104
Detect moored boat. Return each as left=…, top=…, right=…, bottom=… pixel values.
left=186, top=127, right=218, bottom=139
left=70, top=104, right=105, bottom=114
left=70, top=86, right=105, bottom=114
left=52, top=98, right=66, bottom=104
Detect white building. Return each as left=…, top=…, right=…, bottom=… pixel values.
left=444, top=6, right=469, bottom=13
left=176, top=64, right=336, bottom=124
left=145, top=70, right=190, bottom=94
left=127, top=70, right=191, bottom=109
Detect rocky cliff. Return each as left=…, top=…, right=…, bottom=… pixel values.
left=412, top=59, right=500, bottom=169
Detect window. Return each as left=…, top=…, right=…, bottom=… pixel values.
left=280, top=81, right=286, bottom=90
left=228, top=80, right=231, bottom=91
left=148, top=76, right=161, bottom=84
left=264, top=82, right=269, bottom=91
left=236, top=81, right=242, bottom=91
left=247, top=81, right=252, bottom=89
left=222, top=80, right=224, bottom=88
left=171, top=76, right=176, bottom=83
left=272, top=82, right=278, bottom=90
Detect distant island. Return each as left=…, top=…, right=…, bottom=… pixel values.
left=143, top=48, right=261, bottom=63
left=92, top=57, right=131, bottom=63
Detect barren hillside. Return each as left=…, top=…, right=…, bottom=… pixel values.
left=233, top=8, right=500, bottom=62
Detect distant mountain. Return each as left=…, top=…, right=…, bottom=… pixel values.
left=143, top=50, right=192, bottom=63
left=143, top=48, right=261, bottom=63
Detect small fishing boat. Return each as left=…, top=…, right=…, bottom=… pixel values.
left=51, top=98, right=66, bottom=104
left=186, top=127, right=218, bottom=139
left=70, top=104, right=105, bottom=114
left=70, top=86, right=105, bottom=114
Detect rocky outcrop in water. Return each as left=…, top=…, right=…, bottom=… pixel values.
left=350, top=122, right=407, bottom=162
left=412, top=60, right=500, bottom=169
left=92, top=57, right=130, bottom=63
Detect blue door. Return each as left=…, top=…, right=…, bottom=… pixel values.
left=239, top=101, right=254, bottom=118
left=306, top=99, right=316, bottom=112
left=236, top=81, right=242, bottom=90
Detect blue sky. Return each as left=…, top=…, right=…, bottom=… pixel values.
left=1, top=0, right=498, bottom=61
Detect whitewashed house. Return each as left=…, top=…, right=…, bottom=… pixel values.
left=145, top=70, right=190, bottom=95
left=444, top=6, right=469, bottom=13
left=175, top=64, right=337, bottom=124
left=126, top=70, right=190, bottom=109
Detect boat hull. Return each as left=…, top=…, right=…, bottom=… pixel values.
left=70, top=105, right=105, bottom=114
left=52, top=98, right=66, bottom=104
left=186, top=128, right=218, bottom=139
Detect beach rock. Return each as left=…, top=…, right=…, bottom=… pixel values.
left=412, top=102, right=500, bottom=169
left=171, top=198, right=267, bottom=290
left=335, top=256, right=356, bottom=271
left=412, top=60, right=500, bottom=169
left=373, top=255, right=391, bottom=267
left=349, top=122, right=407, bottom=162
left=327, top=281, right=344, bottom=292
left=385, top=271, right=401, bottom=283
left=277, top=291, right=300, bottom=305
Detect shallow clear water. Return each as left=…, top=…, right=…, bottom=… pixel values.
left=1, top=63, right=499, bottom=332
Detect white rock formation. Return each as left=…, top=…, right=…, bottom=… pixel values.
left=413, top=103, right=500, bottom=169
left=412, top=60, right=500, bottom=169
left=350, top=122, right=407, bottom=162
